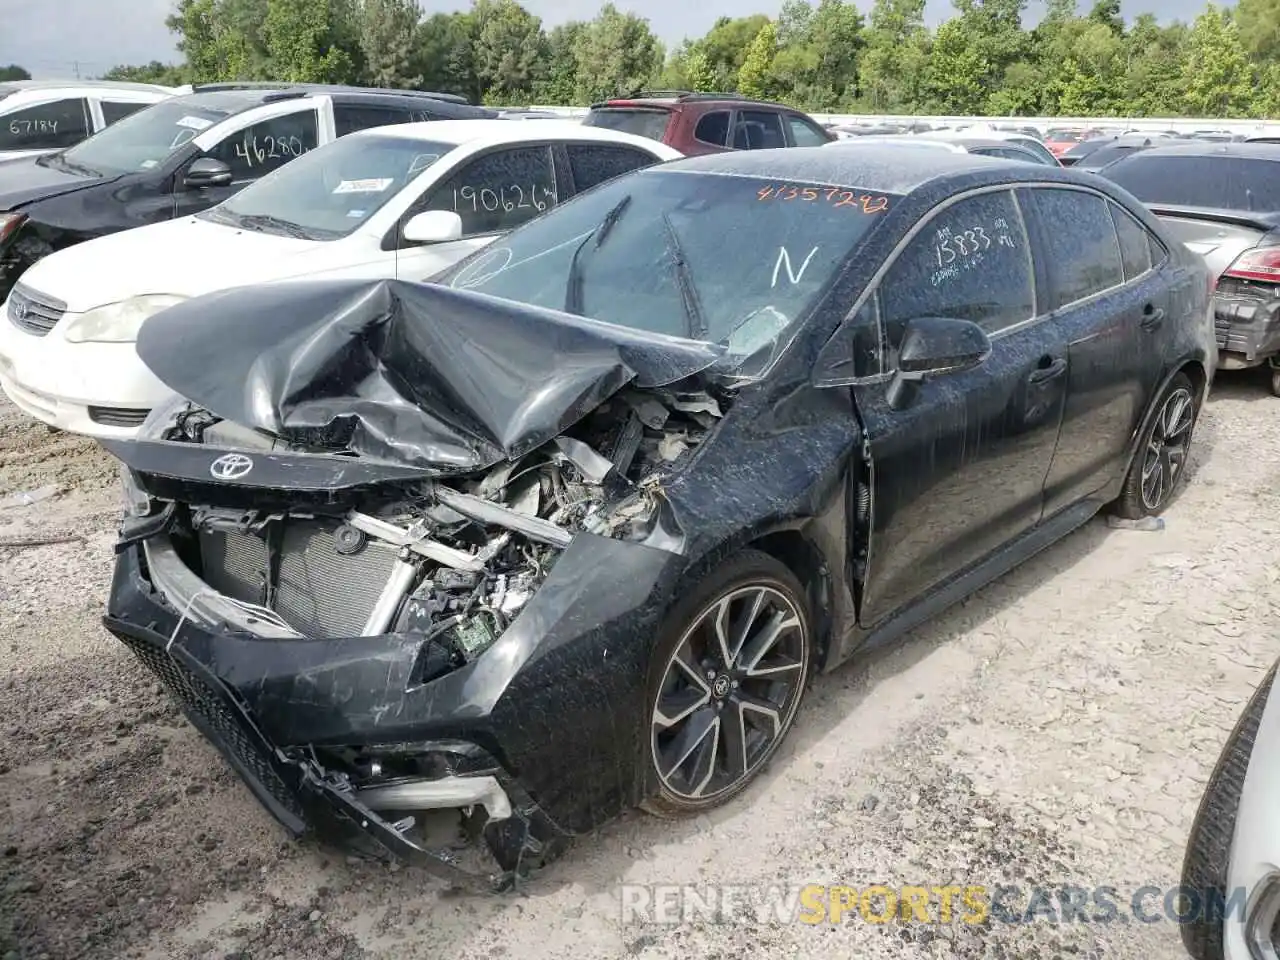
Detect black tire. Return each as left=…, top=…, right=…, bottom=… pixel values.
left=1181, top=664, right=1277, bottom=960
left=1270, top=369, right=1280, bottom=398
left=641, top=548, right=814, bottom=818
left=1113, top=371, right=1198, bottom=520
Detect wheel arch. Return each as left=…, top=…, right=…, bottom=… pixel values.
left=1118, top=357, right=1207, bottom=487
left=744, top=528, right=839, bottom=670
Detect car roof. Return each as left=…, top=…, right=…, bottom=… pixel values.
left=0, top=79, right=175, bottom=95
left=661, top=144, right=1052, bottom=195
left=352, top=118, right=679, bottom=154
left=162, top=87, right=493, bottom=119
left=591, top=91, right=798, bottom=111
left=1116, top=141, right=1280, bottom=162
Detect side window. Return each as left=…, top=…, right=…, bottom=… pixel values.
left=1109, top=202, right=1153, bottom=280
left=566, top=143, right=659, bottom=193
left=0, top=99, right=90, bottom=150
left=206, top=110, right=319, bottom=181
left=1148, top=232, right=1168, bottom=268
left=101, top=100, right=149, bottom=125
left=879, top=189, right=1035, bottom=351
left=787, top=115, right=829, bottom=147
left=694, top=111, right=730, bottom=147
left=333, top=104, right=413, bottom=138
left=1025, top=188, right=1124, bottom=311
left=416, top=146, right=557, bottom=240
left=733, top=110, right=787, bottom=150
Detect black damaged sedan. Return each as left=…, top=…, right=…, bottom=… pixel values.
left=102, top=146, right=1215, bottom=888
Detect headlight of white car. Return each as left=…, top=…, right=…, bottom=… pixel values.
left=62, top=294, right=188, bottom=344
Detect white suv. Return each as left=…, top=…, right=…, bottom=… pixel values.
left=0, top=80, right=176, bottom=161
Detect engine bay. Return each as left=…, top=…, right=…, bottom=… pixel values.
left=143, top=383, right=729, bottom=667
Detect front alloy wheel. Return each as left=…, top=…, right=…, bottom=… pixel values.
left=645, top=551, right=811, bottom=815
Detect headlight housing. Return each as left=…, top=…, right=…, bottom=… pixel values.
left=62, top=294, right=188, bottom=343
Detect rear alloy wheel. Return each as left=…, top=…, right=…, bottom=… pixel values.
left=1270, top=369, right=1280, bottom=398
left=1114, top=372, right=1197, bottom=519
left=643, top=550, right=812, bottom=817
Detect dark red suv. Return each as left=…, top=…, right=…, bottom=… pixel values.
left=581, top=91, right=834, bottom=156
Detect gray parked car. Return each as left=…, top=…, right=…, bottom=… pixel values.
left=1099, top=142, right=1280, bottom=393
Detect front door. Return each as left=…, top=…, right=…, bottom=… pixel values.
left=850, top=187, right=1069, bottom=626
left=1019, top=186, right=1168, bottom=515
left=389, top=144, right=563, bottom=280
left=171, top=105, right=322, bottom=219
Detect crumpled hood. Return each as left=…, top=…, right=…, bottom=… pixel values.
left=0, top=155, right=113, bottom=210
left=20, top=215, right=321, bottom=311
left=136, top=277, right=724, bottom=472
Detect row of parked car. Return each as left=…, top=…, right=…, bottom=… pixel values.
left=0, top=81, right=1270, bottom=957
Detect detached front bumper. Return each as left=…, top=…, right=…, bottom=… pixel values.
left=103, top=529, right=679, bottom=886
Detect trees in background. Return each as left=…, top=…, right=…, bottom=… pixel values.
left=88, top=0, right=1280, bottom=118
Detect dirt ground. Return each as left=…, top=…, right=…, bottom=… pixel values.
left=1, top=369, right=1278, bottom=960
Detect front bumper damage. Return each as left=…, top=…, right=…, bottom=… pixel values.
left=104, top=523, right=680, bottom=890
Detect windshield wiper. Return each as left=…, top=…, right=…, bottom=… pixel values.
left=564, top=193, right=631, bottom=315
left=659, top=212, right=707, bottom=340
left=234, top=213, right=319, bottom=240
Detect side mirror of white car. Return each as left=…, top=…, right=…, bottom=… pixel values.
left=402, top=210, right=463, bottom=244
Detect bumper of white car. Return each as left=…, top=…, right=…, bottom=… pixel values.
left=1226, top=677, right=1280, bottom=959
left=0, top=300, right=169, bottom=437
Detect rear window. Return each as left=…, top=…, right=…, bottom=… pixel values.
left=1102, top=155, right=1280, bottom=211
left=583, top=107, right=671, bottom=143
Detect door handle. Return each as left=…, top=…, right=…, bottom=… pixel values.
left=1141, top=304, right=1165, bottom=330
left=1027, top=357, right=1067, bottom=384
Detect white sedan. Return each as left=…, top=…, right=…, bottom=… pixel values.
left=0, top=119, right=680, bottom=437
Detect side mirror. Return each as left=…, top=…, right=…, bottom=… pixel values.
left=886, top=316, right=991, bottom=409
left=402, top=210, right=463, bottom=244
left=183, top=157, right=233, bottom=189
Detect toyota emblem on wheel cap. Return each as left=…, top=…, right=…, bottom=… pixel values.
left=209, top=453, right=254, bottom=480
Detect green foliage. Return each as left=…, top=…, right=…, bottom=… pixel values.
left=737, top=21, right=778, bottom=100
left=0, top=65, right=31, bottom=81
left=360, top=0, right=421, bottom=88
left=132, top=0, right=1280, bottom=116
left=571, top=4, right=663, bottom=102
left=101, top=61, right=191, bottom=85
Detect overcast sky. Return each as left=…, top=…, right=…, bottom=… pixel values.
left=0, top=0, right=1205, bottom=80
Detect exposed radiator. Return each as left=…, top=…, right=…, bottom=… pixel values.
left=197, top=519, right=400, bottom=638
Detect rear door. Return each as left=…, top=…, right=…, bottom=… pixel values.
left=561, top=141, right=666, bottom=194
left=332, top=102, right=417, bottom=138
left=849, top=187, right=1069, bottom=625
left=1021, top=185, right=1167, bottom=515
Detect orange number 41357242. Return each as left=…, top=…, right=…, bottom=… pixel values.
left=757, top=184, right=889, bottom=214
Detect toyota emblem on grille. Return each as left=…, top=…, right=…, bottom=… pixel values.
left=209, top=453, right=254, bottom=480
left=12, top=298, right=28, bottom=321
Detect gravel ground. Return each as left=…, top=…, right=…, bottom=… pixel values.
left=1, top=369, right=1278, bottom=960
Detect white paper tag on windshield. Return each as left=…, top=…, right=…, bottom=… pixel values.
left=334, top=178, right=394, bottom=194
left=175, top=115, right=213, bottom=131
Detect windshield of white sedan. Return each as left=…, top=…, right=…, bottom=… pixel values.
left=205, top=135, right=456, bottom=240
left=55, top=97, right=232, bottom=175
left=439, top=169, right=898, bottom=374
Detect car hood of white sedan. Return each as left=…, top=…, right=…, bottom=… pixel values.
left=19, top=215, right=332, bottom=313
